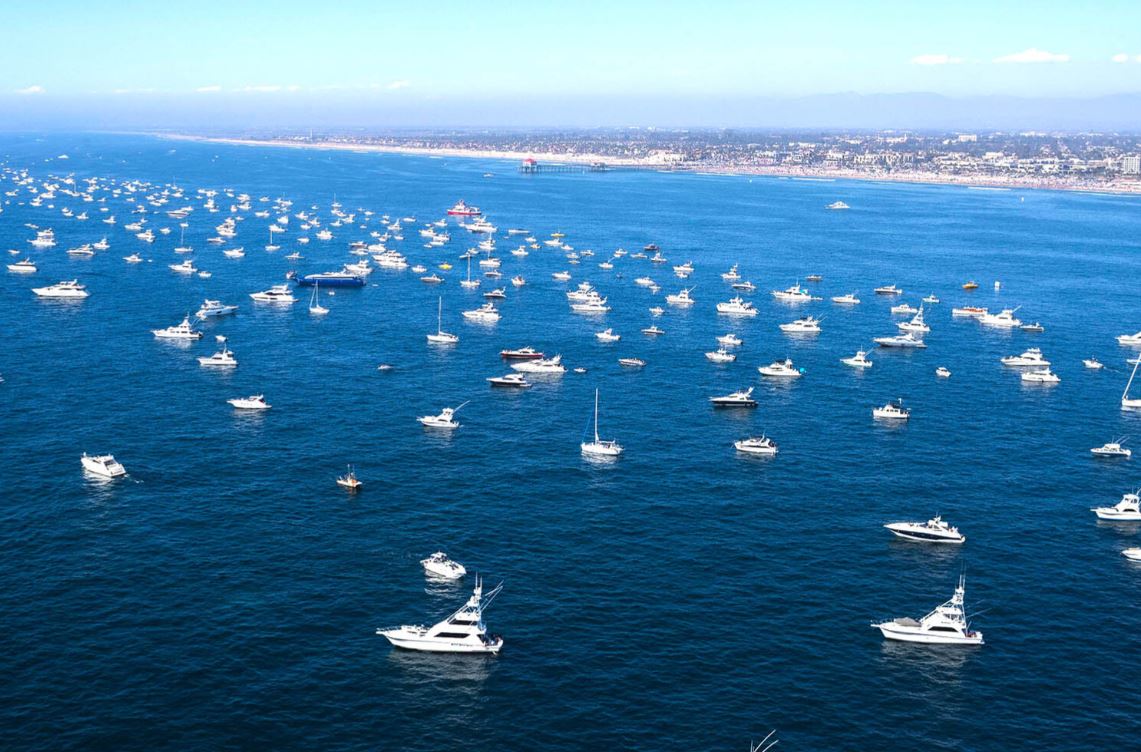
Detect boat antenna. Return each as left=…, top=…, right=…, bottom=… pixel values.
left=751, top=730, right=779, bottom=752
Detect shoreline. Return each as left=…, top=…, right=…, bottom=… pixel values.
left=156, top=133, right=1141, bottom=197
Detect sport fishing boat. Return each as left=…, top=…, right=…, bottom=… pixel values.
left=721, top=264, right=741, bottom=281
left=874, top=332, right=927, bottom=348
left=595, top=328, right=621, bottom=343
left=1117, top=331, right=1141, bottom=346
left=898, top=307, right=931, bottom=333
left=169, top=259, right=197, bottom=274
left=890, top=303, right=918, bottom=315
left=418, top=402, right=467, bottom=429
left=980, top=308, right=1023, bottom=328
left=710, top=388, right=757, bottom=408
left=641, top=325, right=665, bottom=336
left=1001, top=348, right=1050, bottom=367
left=1083, top=358, right=1104, bottom=370
left=1091, top=439, right=1131, bottom=458
left=831, top=292, right=860, bottom=305
left=462, top=302, right=501, bottom=323
left=33, top=279, right=90, bottom=299
left=758, top=359, right=803, bottom=378
left=962, top=280, right=980, bottom=290
left=1020, top=368, right=1060, bottom=384
left=884, top=515, right=965, bottom=543
left=951, top=306, right=987, bottom=318
left=421, top=551, right=466, bottom=579
left=228, top=394, right=270, bottom=410
left=841, top=350, right=872, bottom=369
left=779, top=315, right=822, bottom=334
left=874, top=284, right=903, bottom=295
left=195, top=299, right=238, bottom=319
left=873, top=399, right=910, bottom=420
left=717, top=333, right=743, bottom=347
left=446, top=200, right=482, bottom=216
left=872, top=576, right=983, bottom=645
left=197, top=344, right=237, bottom=367
left=665, top=287, right=696, bottom=306
left=771, top=283, right=815, bottom=302
left=81, top=452, right=127, bottom=478
left=936, top=366, right=952, bottom=378
left=336, top=465, right=362, bottom=491
left=152, top=315, right=203, bottom=340
left=705, top=348, right=737, bottom=363
left=1091, top=491, right=1141, bottom=521
left=377, top=576, right=503, bottom=654
left=734, top=435, right=778, bottom=456
left=716, top=296, right=758, bottom=316
left=581, top=389, right=623, bottom=457
left=618, top=357, right=645, bottom=368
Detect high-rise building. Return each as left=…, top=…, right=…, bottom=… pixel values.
left=1122, top=155, right=1141, bottom=175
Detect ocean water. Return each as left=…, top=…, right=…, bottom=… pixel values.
left=1, top=133, right=1140, bottom=751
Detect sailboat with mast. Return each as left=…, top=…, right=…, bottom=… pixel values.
left=1124, top=356, right=1141, bottom=409
left=581, top=389, right=623, bottom=457
left=460, top=254, right=480, bottom=289
left=174, top=224, right=192, bottom=253
left=427, top=297, right=459, bottom=344
left=308, top=280, right=328, bottom=315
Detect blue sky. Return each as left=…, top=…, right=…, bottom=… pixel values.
left=3, top=0, right=1141, bottom=128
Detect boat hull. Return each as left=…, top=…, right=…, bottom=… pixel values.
left=876, top=624, right=983, bottom=645
left=380, top=632, right=501, bottom=653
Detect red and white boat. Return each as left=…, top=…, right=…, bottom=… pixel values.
left=500, top=346, right=545, bottom=360
left=447, top=200, right=482, bottom=216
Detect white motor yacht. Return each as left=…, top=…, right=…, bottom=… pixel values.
left=7, top=258, right=37, bottom=273
left=890, top=303, right=918, bottom=315
left=511, top=275, right=526, bottom=287
left=634, top=276, right=655, bottom=287
left=779, top=315, right=822, bottom=334
left=1020, top=368, right=1060, bottom=384
left=595, top=328, right=621, bottom=343
left=223, top=248, right=246, bottom=258
left=228, top=394, right=270, bottom=410
left=336, top=465, right=362, bottom=491
left=123, top=253, right=143, bottom=264
left=923, top=294, right=940, bottom=304
left=152, top=315, right=203, bottom=340
left=936, top=366, right=952, bottom=378
left=828, top=200, right=850, bottom=210
left=716, top=296, right=758, bottom=316
left=874, top=284, right=903, bottom=295
left=250, top=284, right=296, bottom=304
left=581, top=389, right=623, bottom=457
left=33, top=279, right=89, bottom=298
left=732, top=280, right=757, bottom=292
left=570, top=298, right=611, bottom=314
left=463, top=302, right=501, bottom=323
left=1091, top=440, right=1131, bottom=458
left=81, top=452, right=127, bottom=478
left=758, top=359, right=803, bottom=378
left=1001, top=348, right=1050, bottom=367
left=771, top=284, right=816, bottom=302
left=898, top=307, right=931, bottom=333
left=169, top=259, right=197, bottom=274
left=734, top=435, right=778, bottom=456
left=487, top=373, right=530, bottom=388
left=951, top=306, right=988, bottom=318
left=884, top=515, right=965, bottom=544
left=874, top=332, right=927, bottom=348
left=1083, top=358, right=1104, bottom=370
left=980, top=308, right=1023, bottom=328
left=195, top=299, right=238, bottom=319
left=618, top=357, right=646, bottom=368
left=642, top=324, right=665, bottom=336
left=710, top=387, right=757, bottom=408
left=706, top=348, right=737, bottom=363
left=873, top=399, right=910, bottom=420
left=1091, top=491, right=1141, bottom=520
left=717, top=333, right=743, bottom=347
left=511, top=356, right=566, bottom=374
left=1123, top=548, right=1141, bottom=561
left=842, top=350, right=873, bottom=369
left=872, top=576, right=983, bottom=645
left=198, top=344, right=237, bottom=367
left=418, top=402, right=467, bottom=429
left=551, top=271, right=572, bottom=281
left=665, top=287, right=696, bottom=306
left=831, top=292, right=860, bottom=305
left=421, top=551, right=467, bottom=579
left=377, top=576, right=503, bottom=654
left=721, top=264, right=741, bottom=281
left=1116, top=331, right=1141, bottom=346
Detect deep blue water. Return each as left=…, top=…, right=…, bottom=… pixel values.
left=2, top=133, right=1140, bottom=751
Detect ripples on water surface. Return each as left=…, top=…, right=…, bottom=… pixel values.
left=1, top=134, right=1140, bottom=750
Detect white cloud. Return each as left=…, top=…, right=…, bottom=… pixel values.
left=286, top=84, right=301, bottom=92
left=1136, top=54, right=1141, bottom=63
left=238, top=85, right=283, bottom=93
left=1112, top=53, right=1129, bottom=63
left=15, top=85, right=44, bottom=95
left=195, top=85, right=222, bottom=93
left=993, top=48, right=1070, bottom=64
left=386, top=80, right=410, bottom=90
left=911, top=54, right=963, bottom=66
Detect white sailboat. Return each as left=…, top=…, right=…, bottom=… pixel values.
left=581, top=388, right=623, bottom=457
left=427, top=297, right=459, bottom=344
left=1124, top=356, right=1141, bottom=409
left=308, top=280, right=328, bottom=315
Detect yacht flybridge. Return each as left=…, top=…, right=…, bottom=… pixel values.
left=33, top=280, right=89, bottom=298
left=378, top=576, right=504, bottom=654
left=980, top=308, right=1023, bottom=328
left=581, top=389, right=623, bottom=457
left=884, top=515, right=965, bottom=544
left=197, top=344, right=237, bottom=367
left=710, top=388, right=757, bottom=408
left=1091, top=491, right=1141, bottom=520
left=779, top=315, right=822, bottom=334
left=152, top=315, right=203, bottom=340
left=771, top=283, right=817, bottom=302
left=195, top=299, right=238, bottom=319
left=716, top=296, right=758, bottom=316
left=872, top=576, right=983, bottom=645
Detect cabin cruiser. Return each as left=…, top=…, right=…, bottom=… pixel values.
left=898, top=308, right=930, bottom=333
left=1001, top=348, right=1049, bottom=367
left=922, top=294, right=940, bottom=304
left=1020, top=322, right=1045, bottom=333
left=827, top=200, right=850, bottom=210
left=595, top=328, right=621, bottom=343
left=501, top=346, right=544, bottom=360
left=771, top=283, right=816, bottom=302
left=734, top=435, right=778, bottom=456
left=1091, top=491, right=1141, bottom=520
left=884, top=515, right=965, bottom=544
left=1020, top=368, right=1060, bottom=384
left=581, top=389, right=623, bottom=457
left=250, top=285, right=296, bottom=304
left=951, top=306, right=987, bottom=318
left=1083, top=358, right=1104, bottom=370
left=446, top=200, right=481, bottom=216
left=779, top=316, right=821, bottom=334
left=874, top=332, right=926, bottom=348
left=731, top=280, right=757, bottom=292
left=223, top=247, right=246, bottom=258
left=377, top=576, right=503, bottom=654
left=873, top=399, right=910, bottom=420
left=7, top=258, right=36, bottom=273
left=123, top=253, right=143, bottom=263
left=717, top=333, right=743, bottom=347
left=33, top=279, right=90, bottom=298
left=872, top=576, right=983, bottom=645
left=551, top=271, right=572, bottom=281
left=195, top=299, right=238, bottom=319
left=890, top=303, right=917, bottom=315
left=566, top=282, right=598, bottom=302
left=511, top=356, right=566, bottom=374
left=1116, top=331, right=1141, bottom=346
left=511, top=275, right=526, bottom=287
left=618, top=357, right=645, bottom=368
left=665, top=287, right=696, bottom=306
left=716, top=296, right=758, bottom=316
left=570, top=298, right=611, bottom=314
left=418, top=403, right=467, bottom=429
left=169, top=259, right=197, bottom=274
left=831, top=292, right=860, bottom=305
left=634, top=276, right=655, bottom=287
left=1091, top=440, right=1131, bottom=458
left=710, top=387, right=757, bottom=408
left=758, top=359, right=803, bottom=378
left=980, top=308, right=1023, bottom=328
left=936, top=366, right=952, bottom=378
left=152, top=315, right=203, bottom=340
left=705, top=348, right=737, bottom=363
left=721, top=264, right=741, bottom=281
left=874, top=284, right=902, bottom=295
left=841, top=350, right=872, bottom=369
left=421, top=552, right=466, bottom=579
left=641, top=324, right=665, bottom=336
left=672, top=261, right=695, bottom=277
left=487, top=373, right=530, bottom=388
left=463, top=303, right=501, bottom=323
left=420, top=273, right=443, bottom=284
left=29, top=228, right=56, bottom=248
left=336, top=465, right=362, bottom=491
left=197, top=344, right=237, bottom=367
left=228, top=394, right=270, bottom=410
left=81, top=452, right=127, bottom=478
left=963, top=280, right=979, bottom=290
